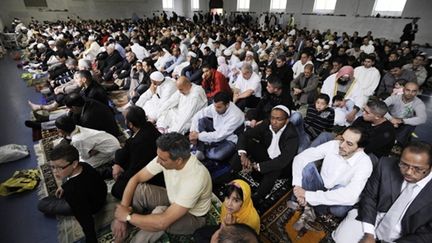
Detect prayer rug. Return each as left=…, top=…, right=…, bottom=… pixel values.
left=259, top=190, right=340, bottom=243
left=36, top=137, right=222, bottom=242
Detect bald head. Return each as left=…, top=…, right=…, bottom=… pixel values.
left=176, top=76, right=192, bottom=95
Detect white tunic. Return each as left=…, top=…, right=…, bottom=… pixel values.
left=354, top=66, right=381, bottom=98
left=70, top=126, right=121, bottom=168
left=190, top=102, right=245, bottom=144
left=234, top=72, right=262, bottom=98
left=135, top=77, right=177, bottom=121
left=157, top=84, right=208, bottom=134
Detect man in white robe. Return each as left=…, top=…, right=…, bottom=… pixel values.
left=156, top=76, right=207, bottom=134
left=135, top=71, right=176, bottom=122
left=354, top=54, right=380, bottom=102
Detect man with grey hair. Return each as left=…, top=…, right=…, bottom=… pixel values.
left=233, top=63, right=262, bottom=111
left=111, top=132, right=212, bottom=243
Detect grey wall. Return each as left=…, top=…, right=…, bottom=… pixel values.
left=0, top=0, right=185, bottom=25
left=1, top=0, right=430, bottom=44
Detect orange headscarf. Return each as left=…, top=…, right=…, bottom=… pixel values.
left=220, top=179, right=261, bottom=234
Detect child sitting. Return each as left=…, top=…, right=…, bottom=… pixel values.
left=290, top=93, right=335, bottom=152
left=391, top=79, right=406, bottom=96
left=332, top=94, right=355, bottom=127
left=37, top=144, right=107, bottom=243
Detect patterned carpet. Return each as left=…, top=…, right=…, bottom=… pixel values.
left=35, top=130, right=223, bottom=243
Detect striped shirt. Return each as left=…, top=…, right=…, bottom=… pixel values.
left=304, top=106, right=335, bottom=139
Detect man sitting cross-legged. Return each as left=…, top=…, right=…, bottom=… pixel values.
left=38, top=144, right=107, bottom=243
left=111, top=132, right=212, bottom=243
left=288, top=126, right=373, bottom=231
left=228, top=105, right=299, bottom=203
left=189, top=91, right=245, bottom=163
left=111, top=106, right=164, bottom=199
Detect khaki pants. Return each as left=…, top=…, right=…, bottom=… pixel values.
left=130, top=183, right=206, bottom=243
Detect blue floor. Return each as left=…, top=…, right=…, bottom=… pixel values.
left=0, top=56, right=57, bottom=243
left=0, top=54, right=431, bottom=243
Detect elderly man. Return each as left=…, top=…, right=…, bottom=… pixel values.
left=290, top=126, right=373, bottom=229
left=54, top=115, right=121, bottom=169
left=384, top=81, right=427, bottom=146
left=333, top=141, right=432, bottom=243
left=111, top=133, right=212, bottom=243
left=156, top=76, right=207, bottom=134
left=230, top=105, right=299, bottom=202
left=135, top=71, right=177, bottom=122
left=233, top=63, right=262, bottom=111
left=321, top=66, right=366, bottom=123
left=189, top=92, right=245, bottom=162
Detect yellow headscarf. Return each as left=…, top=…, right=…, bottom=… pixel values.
left=220, top=179, right=261, bottom=234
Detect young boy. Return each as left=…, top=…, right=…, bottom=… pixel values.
left=291, top=94, right=335, bottom=152
left=38, top=144, right=107, bottom=243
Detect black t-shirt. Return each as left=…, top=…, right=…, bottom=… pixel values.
left=352, top=117, right=396, bottom=158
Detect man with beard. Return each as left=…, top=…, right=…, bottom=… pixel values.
left=321, top=66, right=366, bottom=123
left=289, top=126, right=372, bottom=229
left=272, top=54, right=294, bottom=90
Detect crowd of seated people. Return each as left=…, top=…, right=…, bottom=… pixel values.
left=11, top=10, right=432, bottom=242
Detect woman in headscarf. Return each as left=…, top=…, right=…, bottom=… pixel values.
left=193, top=179, right=260, bottom=242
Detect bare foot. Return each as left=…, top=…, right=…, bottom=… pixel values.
left=28, top=100, right=42, bottom=111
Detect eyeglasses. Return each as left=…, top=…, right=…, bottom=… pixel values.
left=398, top=161, right=430, bottom=174
left=50, top=163, right=72, bottom=171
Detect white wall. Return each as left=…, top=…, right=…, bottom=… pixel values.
left=1, top=0, right=430, bottom=44
left=222, top=0, right=432, bottom=44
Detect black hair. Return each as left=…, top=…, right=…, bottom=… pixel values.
left=224, top=183, right=244, bottom=202
left=55, top=115, right=76, bottom=133
left=267, top=76, right=283, bottom=89
left=364, top=54, right=376, bottom=62
left=64, top=93, right=85, bottom=107
left=156, top=132, right=190, bottom=161
left=125, top=106, right=147, bottom=128
left=316, top=93, right=330, bottom=105
left=389, top=61, right=403, bottom=69
left=341, top=126, right=369, bottom=148
left=50, top=144, right=79, bottom=163
left=404, top=141, right=432, bottom=165
left=332, top=94, right=344, bottom=103
left=217, top=223, right=260, bottom=243
left=75, top=70, right=93, bottom=82
left=213, top=92, right=231, bottom=105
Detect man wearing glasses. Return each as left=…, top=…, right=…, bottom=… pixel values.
left=37, top=144, right=107, bottom=243
left=333, top=141, right=432, bottom=243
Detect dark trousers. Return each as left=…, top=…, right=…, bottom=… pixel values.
left=235, top=96, right=260, bottom=111
left=395, top=124, right=416, bottom=146
left=230, top=138, right=282, bottom=200
left=197, top=117, right=237, bottom=161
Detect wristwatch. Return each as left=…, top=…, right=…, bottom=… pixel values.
left=126, top=212, right=133, bottom=222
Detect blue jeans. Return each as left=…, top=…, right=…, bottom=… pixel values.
left=309, top=131, right=335, bottom=148
left=301, top=163, right=352, bottom=218
left=196, top=117, right=236, bottom=161
left=290, top=111, right=311, bottom=153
